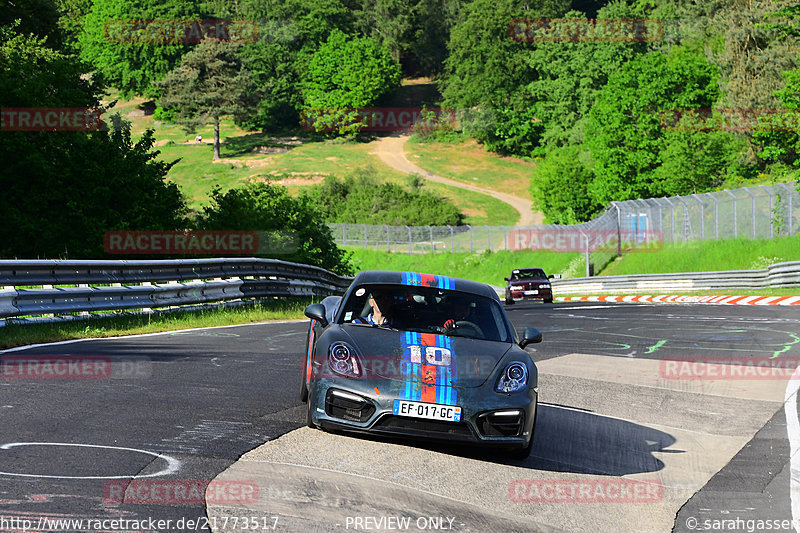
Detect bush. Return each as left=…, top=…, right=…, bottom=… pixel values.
left=195, top=182, right=352, bottom=275
left=530, top=146, right=601, bottom=224
left=302, top=168, right=464, bottom=226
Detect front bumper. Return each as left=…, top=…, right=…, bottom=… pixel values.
left=507, top=287, right=553, bottom=302
left=308, top=378, right=537, bottom=446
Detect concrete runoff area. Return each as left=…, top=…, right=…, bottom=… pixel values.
left=207, top=353, right=787, bottom=532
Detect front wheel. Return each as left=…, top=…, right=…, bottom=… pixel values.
left=505, top=297, right=514, bottom=306
left=306, top=389, right=316, bottom=428
left=544, top=297, right=553, bottom=304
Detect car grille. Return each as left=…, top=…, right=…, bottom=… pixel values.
left=476, top=411, right=525, bottom=437
left=325, top=389, right=375, bottom=423
left=374, top=416, right=474, bottom=438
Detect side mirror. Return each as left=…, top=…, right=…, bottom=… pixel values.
left=519, top=327, right=542, bottom=349
left=304, top=303, right=328, bottom=327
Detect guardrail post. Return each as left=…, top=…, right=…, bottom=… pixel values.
left=725, top=190, right=737, bottom=238
left=742, top=187, right=756, bottom=239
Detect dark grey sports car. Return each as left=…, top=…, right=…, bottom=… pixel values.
left=301, top=270, right=542, bottom=458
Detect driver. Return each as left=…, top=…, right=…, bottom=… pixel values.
left=354, top=290, right=396, bottom=327
left=443, top=298, right=473, bottom=331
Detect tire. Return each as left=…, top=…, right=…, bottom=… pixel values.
left=300, top=379, right=308, bottom=403
left=544, top=298, right=553, bottom=304
left=509, top=405, right=538, bottom=459
left=306, top=389, right=316, bottom=429
left=504, top=297, right=514, bottom=306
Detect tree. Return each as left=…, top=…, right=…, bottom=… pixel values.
left=78, top=0, right=200, bottom=97
left=0, top=28, right=185, bottom=258
left=440, top=0, right=570, bottom=155
left=157, top=41, right=258, bottom=160
left=530, top=146, right=600, bottom=223
left=524, top=4, right=649, bottom=151
left=196, top=182, right=352, bottom=275
left=301, top=29, right=400, bottom=135
left=586, top=46, right=725, bottom=204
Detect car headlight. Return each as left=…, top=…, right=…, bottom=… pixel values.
left=329, top=342, right=361, bottom=377
left=540, top=284, right=551, bottom=288
left=495, top=362, right=528, bottom=393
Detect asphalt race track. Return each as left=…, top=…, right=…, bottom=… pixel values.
left=1, top=302, right=799, bottom=532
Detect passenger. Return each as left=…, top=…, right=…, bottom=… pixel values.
left=354, top=290, right=396, bottom=327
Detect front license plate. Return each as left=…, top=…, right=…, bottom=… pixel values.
left=524, top=290, right=538, bottom=295
left=393, top=400, right=462, bottom=422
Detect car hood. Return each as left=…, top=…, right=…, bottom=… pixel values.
left=338, top=325, right=514, bottom=388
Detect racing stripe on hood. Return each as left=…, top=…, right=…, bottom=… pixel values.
left=401, top=272, right=454, bottom=290
left=400, top=332, right=457, bottom=406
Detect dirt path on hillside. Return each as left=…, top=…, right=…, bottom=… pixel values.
left=371, top=134, right=543, bottom=226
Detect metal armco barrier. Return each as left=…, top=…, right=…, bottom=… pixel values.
left=551, top=261, right=800, bottom=295
left=0, top=258, right=352, bottom=324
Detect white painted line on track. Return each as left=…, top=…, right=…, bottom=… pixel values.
left=0, top=442, right=181, bottom=479
left=0, top=319, right=305, bottom=354
left=786, top=367, right=800, bottom=532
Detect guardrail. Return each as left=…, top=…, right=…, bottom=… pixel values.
left=0, top=258, right=352, bottom=325
left=551, top=261, right=800, bottom=295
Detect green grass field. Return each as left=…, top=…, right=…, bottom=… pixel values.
left=348, top=248, right=582, bottom=287
left=406, top=137, right=537, bottom=201
left=599, top=235, right=800, bottom=276
left=107, top=96, right=521, bottom=224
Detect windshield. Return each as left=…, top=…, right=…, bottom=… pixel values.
left=337, top=283, right=513, bottom=343
left=511, top=269, right=547, bottom=280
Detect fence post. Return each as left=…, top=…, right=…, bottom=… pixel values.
left=428, top=225, right=434, bottom=253
left=742, top=187, right=756, bottom=239
left=405, top=225, right=412, bottom=254
left=705, top=193, right=719, bottom=239
left=781, top=183, right=794, bottom=236
left=449, top=225, right=454, bottom=252
left=661, top=197, right=675, bottom=242
left=579, top=229, right=590, bottom=277
left=760, top=185, right=774, bottom=238
left=675, top=196, right=691, bottom=242
left=691, top=194, right=704, bottom=240
left=467, top=225, right=473, bottom=253
left=363, top=224, right=367, bottom=248
left=612, top=202, right=622, bottom=255
left=343, top=225, right=347, bottom=247
left=724, top=190, right=737, bottom=238
left=485, top=225, right=491, bottom=251
left=504, top=227, right=508, bottom=251
left=385, top=225, right=390, bottom=252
